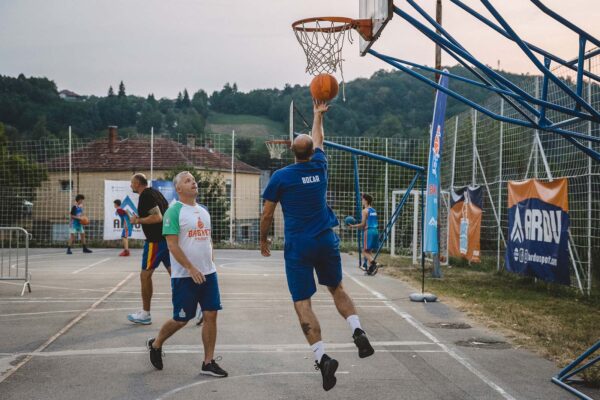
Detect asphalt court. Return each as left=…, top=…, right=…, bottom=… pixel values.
left=0, top=249, right=596, bottom=400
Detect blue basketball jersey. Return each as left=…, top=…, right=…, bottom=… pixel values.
left=366, top=207, right=378, bottom=230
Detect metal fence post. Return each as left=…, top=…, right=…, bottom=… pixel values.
left=497, top=99, right=504, bottom=271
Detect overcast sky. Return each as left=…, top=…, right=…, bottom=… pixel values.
left=1, top=0, right=598, bottom=98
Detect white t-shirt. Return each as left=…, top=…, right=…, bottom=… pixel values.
left=162, top=201, right=217, bottom=278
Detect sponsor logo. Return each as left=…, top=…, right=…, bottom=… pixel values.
left=188, top=219, right=210, bottom=239
left=430, top=125, right=442, bottom=177
left=510, top=206, right=562, bottom=244
left=428, top=184, right=437, bottom=195
left=512, top=247, right=557, bottom=266
left=302, top=175, right=320, bottom=184
left=428, top=217, right=437, bottom=227
left=197, top=218, right=205, bottom=229
left=179, top=309, right=186, bottom=318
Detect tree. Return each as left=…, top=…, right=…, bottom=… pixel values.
left=175, top=92, right=183, bottom=109
left=0, top=122, right=48, bottom=225
left=191, top=90, right=209, bottom=117
left=182, top=89, right=191, bottom=108
left=118, top=81, right=126, bottom=97
left=108, top=86, right=115, bottom=97
left=163, top=165, right=230, bottom=242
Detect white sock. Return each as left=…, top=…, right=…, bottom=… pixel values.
left=311, top=341, right=325, bottom=363
left=346, top=315, right=362, bottom=332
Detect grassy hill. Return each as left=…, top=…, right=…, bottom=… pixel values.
left=206, top=112, right=285, bottom=138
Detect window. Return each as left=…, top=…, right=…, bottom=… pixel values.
left=241, top=225, right=250, bottom=240
left=60, top=180, right=73, bottom=191
left=225, top=179, right=232, bottom=199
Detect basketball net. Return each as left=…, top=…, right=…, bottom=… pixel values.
left=293, top=18, right=354, bottom=100
left=265, top=140, right=291, bottom=160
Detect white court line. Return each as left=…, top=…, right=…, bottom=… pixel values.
left=72, top=257, right=112, bottom=274
left=0, top=304, right=390, bottom=318
left=155, top=372, right=351, bottom=400
left=343, top=272, right=517, bottom=400
left=0, top=272, right=134, bottom=384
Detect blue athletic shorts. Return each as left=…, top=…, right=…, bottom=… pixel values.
left=364, top=228, right=379, bottom=251
left=171, top=273, right=222, bottom=321
left=141, top=240, right=171, bottom=271
left=284, top=229, right=342, bottom=302
left=121, top=225, right=132, bottom=238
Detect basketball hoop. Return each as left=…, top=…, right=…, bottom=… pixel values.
left=265, top=140, right=291, bottom=160
left=292, top=17, right=372, bottom=77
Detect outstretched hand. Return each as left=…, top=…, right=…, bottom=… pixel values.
left=313, top=100, right=329, bottom=115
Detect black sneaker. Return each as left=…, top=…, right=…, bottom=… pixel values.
left=201, top=359, right=228, bottom=377
left=147, top=338, right=163, bottom=370
left=315, top=354, right=338, bottom=391
left=367, top=262, right=379, bottom=276
left=83, top=247, right=92, bottom=253
left=353, top=328, right=375, bottom=358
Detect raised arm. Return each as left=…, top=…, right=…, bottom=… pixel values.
left=311, top=100, right=329, bottom=150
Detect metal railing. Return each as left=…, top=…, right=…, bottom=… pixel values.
left=0, top=227, right=32, bottom=296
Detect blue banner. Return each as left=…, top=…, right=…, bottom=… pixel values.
left=152, top=180, right=178, bottom=204
left=505, top=179, right=571, bottom=285
left=423, top=72, right=449, bottom=254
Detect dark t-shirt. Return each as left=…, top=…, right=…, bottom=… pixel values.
left=138, top=187, right=169, bottom=242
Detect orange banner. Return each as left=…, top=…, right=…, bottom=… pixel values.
left=448, top=187, right=482, bottom=263
left=507, top=178, right=568, bottom=212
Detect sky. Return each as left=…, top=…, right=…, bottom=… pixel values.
left=0, top=0, right=598, bottom=98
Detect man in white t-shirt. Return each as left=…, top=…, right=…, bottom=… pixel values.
left=146, top=171, right=227, bottom=378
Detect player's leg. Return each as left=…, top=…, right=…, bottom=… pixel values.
left=128, top=241, right=156, bottom=324
left=147, top=277, right=196, bottom=370
left=316, top=229, right=374, bottom=359
left=198, top=273, right=227, bottom=377
left=81, top=232, right=92, bottom=253
left=286, top=238, right=337, bottom=391
left=67, top=233, right=74, bottom=254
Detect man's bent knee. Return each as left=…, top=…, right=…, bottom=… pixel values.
left=327, top=283, right=344, bottom=295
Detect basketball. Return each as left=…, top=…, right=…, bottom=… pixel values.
left=80, top=216, right=90, bottom=226
left=344, top=216, right=357, bottom=226
left=310, top=74, right=339, bottom=102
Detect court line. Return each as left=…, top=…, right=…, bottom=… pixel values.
left=155, top=371, right=350, bottom=400
left=343, top=272, right=517, bottom=400
left=72, top=257, right=112, bottom=274
left=0, top=272, right=134, bottom=384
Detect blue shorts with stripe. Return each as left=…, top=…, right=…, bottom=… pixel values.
left=141, top=239, right=171, bottom=271
left=284, top=229, right=342, bottom=302
left=171, top=273, right=222, bottom=321
left=364, top=228, right=379, bottom=251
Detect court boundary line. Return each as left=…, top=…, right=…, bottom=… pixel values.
left=0, top=272, right=134, bottom=384
left=72, top=257, right=111, bottom=274
left=343, top=271, right=517, bottom=400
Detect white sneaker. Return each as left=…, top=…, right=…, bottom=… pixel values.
left=195, top=308, right=203, bottom=326
left=127, top=310, right=151, bottom=325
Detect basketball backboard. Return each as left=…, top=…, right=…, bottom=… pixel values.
left=359, top=0, right=393, bottom=56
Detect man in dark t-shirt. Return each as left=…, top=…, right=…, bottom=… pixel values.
left=127, top=173, right=171, bottom=325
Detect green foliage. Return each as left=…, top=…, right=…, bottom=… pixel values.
left=163, top=165, right=230, bottom=242
left=235, top=137, right=271, bottom=169
left=0, top=122, right=48, bottom=225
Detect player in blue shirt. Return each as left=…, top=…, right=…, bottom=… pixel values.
left=67, top=194, right=92, bottom=254
left=260, top=101, right=374, bottom=392
left=348, top=193, right=380, bottom=275
left=114, top=199, right=133, bottom=257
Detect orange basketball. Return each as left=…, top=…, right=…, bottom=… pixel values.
left=310, top=74, right=339, bottom=102
left=80, top=216, right=90, bottom=226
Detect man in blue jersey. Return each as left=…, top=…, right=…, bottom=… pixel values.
left=348, top=193, right=380, bottom=276
left=260, top=101, right=374, bottom=392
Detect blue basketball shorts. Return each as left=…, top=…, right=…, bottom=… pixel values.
left=363, top=228, right=379, bottom=252
left=284, top=229, right=342, bottom=302
left=171, top=273, right=222, bottom=322
left=141, top=240, right=171, bottom=271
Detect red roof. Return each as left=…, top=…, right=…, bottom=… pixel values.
left=46, top=137, right=261, bottom=174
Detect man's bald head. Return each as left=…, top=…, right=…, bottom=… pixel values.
left=292, top=134, right=314, bottom=162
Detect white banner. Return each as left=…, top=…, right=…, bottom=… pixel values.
left=103, top=180, right=146, bottom=240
